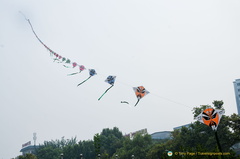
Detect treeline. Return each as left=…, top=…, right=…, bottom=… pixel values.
left=18, top=101, right=240, bottom=159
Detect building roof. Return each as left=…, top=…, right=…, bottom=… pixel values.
left=151, top=131, right=171, bottom=136
left=173, top=123, right=191, bottom=130
left=150, top=131, right=172, bottom=140
left=20, top=145, right=39, bottom=152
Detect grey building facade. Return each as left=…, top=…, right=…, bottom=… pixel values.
left=233, top=79, right=240, bottom=115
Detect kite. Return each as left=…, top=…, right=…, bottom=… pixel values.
left=133, top=86, right=149, bottom=106
left=77, top=69, right=97, bottom=86
left=98, top=76, right=116, bottom=101
left=195, top=108, right=225, bottom=153
left=195, top=108, right=225, bottom=131
left=121, top=101, right=129, bottom=104
left=68, top=65, right=86, bottom=76
left=63, top=59, right=72, bottom=68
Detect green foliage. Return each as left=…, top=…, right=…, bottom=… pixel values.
left=94, top=133, right=101, bottom=157
left=212, top=100, right=224, bottom=109
left=78, top=140, right=95, bottom=159
left=35, top=137, right=95, bottom=159
left=33, top=103, right=240, bottom=159
left=35, top=143, right=62, bottom=159
left=18, top=154, right=37, bottom=159
left=115, top=133, right=152, bottom=159
left=165, top=101, right=239, bottom=158
left=99, top=127, right=123, bottom=158
left=227, top=113, right=240, bottom=143
left=146, top=143, right=167, bottom=159
left=192, top=104, right=211, bottom=118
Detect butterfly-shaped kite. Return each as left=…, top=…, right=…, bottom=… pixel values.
left=133, top=86, right=149, bottom=106
left=98, top=75, right=116, bottom=100
left=195, top=108, right=225, bottom=130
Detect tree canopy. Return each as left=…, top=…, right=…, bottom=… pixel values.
left=29, top=101, right=240, bottom=159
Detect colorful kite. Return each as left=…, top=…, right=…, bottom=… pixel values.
left=63, top=59, right=72, bottom=68
left=77, top=69, right=97, bottom=86
left=68, top=65, right=86, bottom=76
left=98, top=75, right=116, bottom=101
left=133, top=86, right=149, bottom=106
left=195, top=108, right=225, bottom=131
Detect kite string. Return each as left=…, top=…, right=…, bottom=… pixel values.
left=151, top=93, right=192, bottom=109
left=117, top=80, right=192, bottom=109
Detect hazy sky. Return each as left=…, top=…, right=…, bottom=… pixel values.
left=1, top=0, right=240, bottom=158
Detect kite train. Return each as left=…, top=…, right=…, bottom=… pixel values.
left=68, top=65, right=86, bottom=76
left=19, top=11, right=87, bottom=76
left=20, top=12, right=153, bottom=106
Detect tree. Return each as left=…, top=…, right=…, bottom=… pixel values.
left=99, top=127, right=123, bottom=158
left=78, top=140, right=95, bottom=159
left=146, top=143, right=167, bottom=159
left=115, top=133, right=152, bottom=159
left=165, top=101, right=239, bottom=158
left=227, top=113, right=240, bottom=144
left=18, top=154, right=38, bottom=159
left=35, top=137, right=96, bottom=159
left=94, top=133, right=101, bottom=157
left=212, top=100, right=224, bottom=109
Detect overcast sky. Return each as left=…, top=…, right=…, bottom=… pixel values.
left=1, top=0, right=240, bottom=158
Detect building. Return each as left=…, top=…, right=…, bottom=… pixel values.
left=233, top=79, right=240, bottom=115
left=173, top=123, right=191, bottom=130
left=124, top=128, right=148, bottom=139
left=20, top=141, right=39, bottom=156
left=20, top=145, right=38, bottom=155
left=231, top=142, right=240, bottom=156
left=151, top=131, right=171, bottom=140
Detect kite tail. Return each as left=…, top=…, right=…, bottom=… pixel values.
left=20, top=12, right=43, bottom=45
left=53, top=58, right=60, bottom=62
left=63, top=65, right=71, bottom=68
left=98, top=85, right=114, bottom=101
left=121, top=101, right=129, bottom=104
left=134, top=99, right=140, bottom=106
left=77, top=76, right=91, bottom=86
left=68, top=71, right=81, bottom=76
